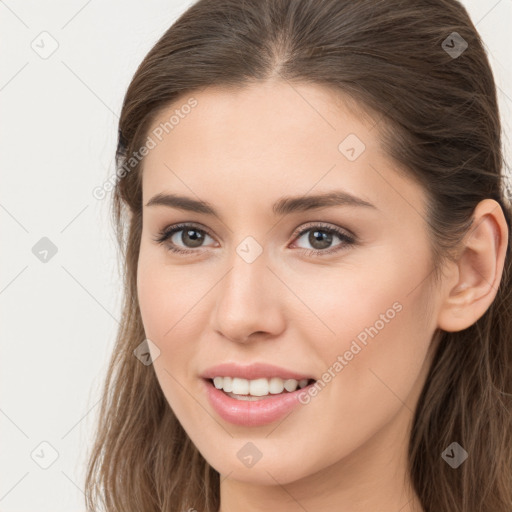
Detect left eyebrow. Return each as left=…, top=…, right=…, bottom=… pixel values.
left=272, top=190, right=378, bottom=215
left=145, top=190, right=379, bottom=217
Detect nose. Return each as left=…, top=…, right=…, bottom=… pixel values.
left=211, top=249, right=286, bottom=344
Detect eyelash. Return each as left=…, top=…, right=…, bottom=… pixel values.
left=152, top=222, right=356, bottom=257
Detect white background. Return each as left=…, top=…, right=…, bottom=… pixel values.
left=1, top=1, right=511, bottom=510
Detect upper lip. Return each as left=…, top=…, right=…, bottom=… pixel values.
left=201, top=362, right=316, bottom=381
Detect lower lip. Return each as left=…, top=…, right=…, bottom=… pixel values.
left=203, top=378, right=314, bottom=427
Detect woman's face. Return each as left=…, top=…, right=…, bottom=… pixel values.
left=137, top=81, right=443, bottom=486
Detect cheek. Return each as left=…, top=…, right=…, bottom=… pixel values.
left=137, top=248, right=216, bottom=389
left=137, top=254, right=206, bottom=421
left=307, top=255, right=436, bottom=437
left=137, top=246, right=204, bottom=341
left=295, top=244, right=434, bottom=385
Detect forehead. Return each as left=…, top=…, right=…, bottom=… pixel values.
left=147, top=80, right=374, bottom=151
left=141, top=81, right=425, bottom=220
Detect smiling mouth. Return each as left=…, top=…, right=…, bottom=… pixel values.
left=207, top=376, right=316, bottom=400
left=203, top=376, right=318, bottom=426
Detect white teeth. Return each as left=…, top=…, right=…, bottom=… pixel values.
left=223, top=376, right=233, bottom=392
left=232, top=377, right=249, bottom=395
left=212, top=376, right=311, bottom=396
left=284, top=379, right=298, bottom=392
left=249, top=378, right=269, bottom=396
left=269, top=377, right=284, bottom=394
left=213, top=376, right=223, bottom=389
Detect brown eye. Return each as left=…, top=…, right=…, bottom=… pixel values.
left=303, top=229, right=335, bottom=250
left=174, top=227, right=207, bottom=248
left=292, top=223, right=356, bottom=256
left=153, top=223, right=215, bottom=254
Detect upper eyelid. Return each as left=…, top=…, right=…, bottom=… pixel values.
left=295, top=222, right=353, bottom=236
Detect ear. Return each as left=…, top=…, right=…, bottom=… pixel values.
left=437, top=199, right=509, bottom=333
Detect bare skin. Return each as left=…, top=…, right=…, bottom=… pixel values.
left=136, top=80, right=508, bottom=512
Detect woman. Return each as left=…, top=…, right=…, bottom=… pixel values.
left=85, top=1, right=512, bottom=511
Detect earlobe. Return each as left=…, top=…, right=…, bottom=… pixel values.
left=437, top=199, right=509, bottom=333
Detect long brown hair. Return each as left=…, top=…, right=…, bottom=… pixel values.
left=85, top=1, right=512, bottom=510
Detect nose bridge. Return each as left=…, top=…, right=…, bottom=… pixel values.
left=212, top=240, right=283, bottom=342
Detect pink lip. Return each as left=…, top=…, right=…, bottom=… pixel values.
left=202, top=378, right=315, bottom=427
left=200, top=362, right=315, bottom=381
